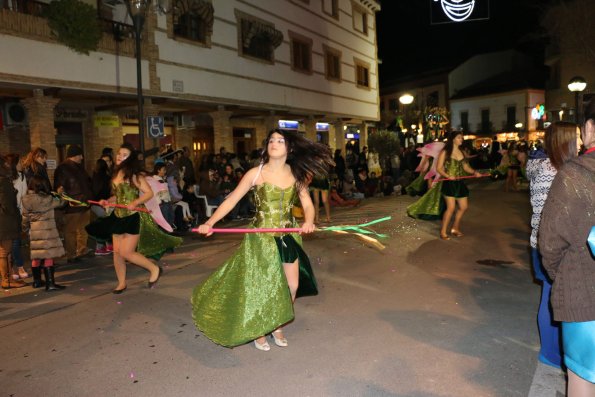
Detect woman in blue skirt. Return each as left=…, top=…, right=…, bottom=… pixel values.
left=540, top=99, right=595, bottom=395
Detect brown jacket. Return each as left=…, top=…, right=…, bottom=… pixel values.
left=21, top=192, right=65, bottom=260
left=540, top=151, right=595, bottom=322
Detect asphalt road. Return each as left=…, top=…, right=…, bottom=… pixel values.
left=0, top=180, right=566, bottom=397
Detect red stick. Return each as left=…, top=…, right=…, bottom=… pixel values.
left=88, top=200, right=151, bottom=213
left=436, top=174, right=491, bottom=182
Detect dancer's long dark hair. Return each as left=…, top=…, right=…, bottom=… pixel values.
left=114, top=143, right=144, bottom=186
left=442, top=131, right=463, bottom=160
left=260, top=129, right=334, bottom=190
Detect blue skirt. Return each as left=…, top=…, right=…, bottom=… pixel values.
left=562, top=321, right=595, bottom=382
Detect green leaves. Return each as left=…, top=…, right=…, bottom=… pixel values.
left=45, top=0, right=102, bottom=55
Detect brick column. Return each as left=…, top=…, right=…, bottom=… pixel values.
left=360, top=122, right=368, bottom=148
left=22, top=90, right=60, bottom=180
left=146, top=8, right=160, bottom=92
left=209, top=109, right=233, bottom=155
left=333, top=120, right=345, bottom=153
left=304, top=117, right=316, bottom=142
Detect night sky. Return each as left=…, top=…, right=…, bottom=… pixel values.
left=377, top=0, right=552, bottom=84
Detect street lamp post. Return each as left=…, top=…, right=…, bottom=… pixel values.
left=127, top=0, right=149, bottom=164
left=568, top=76, right=587, bottom=123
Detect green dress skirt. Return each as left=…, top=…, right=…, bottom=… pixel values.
left=191, top=183, right=317, bottom=347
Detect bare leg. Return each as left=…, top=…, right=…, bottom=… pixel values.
left=568, top=369, right=595, bottom=397
left=119, top=234, right=160, bottom=282
left=273, top=259, right=300, bottom=342
left=111, top=235, right=127, bottom=290
left=440, top=197, right=456, bottom=238
left=451, top=198, right=468, bottom=233
left=505, top=170, right=512, bottom=192
left=312, top=189, right=320, bottom=224
left=321, top=190, right=331, bottom=222
left=511, top=169, right=519, bottom=191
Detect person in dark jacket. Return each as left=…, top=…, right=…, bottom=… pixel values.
left=53, top=145, right=93, bottom=263
left=540, top=99, right=595, bottom=395
left=0, top=155, right=26, bottom=289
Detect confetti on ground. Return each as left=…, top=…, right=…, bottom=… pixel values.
left=79, top=288, right=85, bottom=291
left=117, top=301, right=122, bottom=305
left=129, top=372, right=135, bottom=379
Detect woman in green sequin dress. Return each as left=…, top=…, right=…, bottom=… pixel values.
left=192, top=129, right=333, bottom=351
left=86, top=144, right=182, bottom=293
left=436, top=132, right=480, bottom=240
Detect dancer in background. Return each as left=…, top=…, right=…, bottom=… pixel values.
left=436, top=131, right=481, bottom=240
left=527, top=121, right=580, bottom=369
left=192, top=129, right=333, bottom=351
left=86, top=143, right=182, bottom=293
left=310, top=174, right=331, bottom=223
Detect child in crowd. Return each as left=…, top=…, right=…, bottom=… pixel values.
left=21, top=176, right=66, bottom=291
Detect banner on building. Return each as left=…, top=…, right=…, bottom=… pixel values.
left=430, top=0, right=490, bottom=24
left=94, top=115, right=121, bottom=128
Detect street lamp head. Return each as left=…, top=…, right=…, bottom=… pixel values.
left=568, top=76, right=587, bottom=93
left=127, top=0, right=148, bottom=17
left=399, top=93, right=414, bottom=105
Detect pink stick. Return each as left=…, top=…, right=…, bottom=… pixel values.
left=436, top=174, right=491, bottom=182
left=191, top=228, right=301, bottom=234
left=88, top=200, right=151, bottom=213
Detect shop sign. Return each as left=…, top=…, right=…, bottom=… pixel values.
left=316, top=122, right=330, bottom=131
left=94, top=115, right=121, bottom=127
left=55, top=108, right=88, bottom=121
left=431, top=0, right=490, bottom=24
left=278, top=120, right=299, bottom=129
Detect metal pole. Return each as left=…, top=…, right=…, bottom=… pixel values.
left=575, top=91, right=580, bottom=124
left=134, top=13, right=145, bottom=165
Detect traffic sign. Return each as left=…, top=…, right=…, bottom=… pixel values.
left=147, top=116, right=164, bottom=138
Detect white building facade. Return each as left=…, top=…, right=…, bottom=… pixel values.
left=0, top=0, right=380, bottom=171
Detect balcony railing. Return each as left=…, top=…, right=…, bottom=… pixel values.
left=1, top=0, right=48, bottom=17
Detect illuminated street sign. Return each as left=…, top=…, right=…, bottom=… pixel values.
left=431, top=0, right=490, bottom=24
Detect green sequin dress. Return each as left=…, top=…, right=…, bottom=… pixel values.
left=191, top=182, right=317, bottom=347
left=406, top=158, right=469, bottom=220
left=86, top=182, right=182, bottom=259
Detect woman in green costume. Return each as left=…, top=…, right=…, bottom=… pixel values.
left=193, top=129, right=333, bottom=351
left=86, top=144, right=182, bottom=293
left=436, top=132, right=481, bottom=240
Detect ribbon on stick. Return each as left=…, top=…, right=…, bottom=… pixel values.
left=51, top=191, right=89, bottom=206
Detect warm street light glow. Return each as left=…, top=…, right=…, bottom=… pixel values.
left=399, top=94, right=414, bottom=105
left=515, top=122, right=523, bottom=129
left=568, top=76, right=587, bottom=93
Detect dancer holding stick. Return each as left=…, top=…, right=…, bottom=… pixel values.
left=436, top=131, right=481, bottom=240
left=192, top=129, right=333, bottom=351
left=85, top=144, right=182, bottom=293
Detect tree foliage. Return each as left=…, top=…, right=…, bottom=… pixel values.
left=542, top=0, right=595, bottom=63
left=45, top=0, right=102, bottom=55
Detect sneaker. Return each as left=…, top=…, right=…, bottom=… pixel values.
left=17, top=267, right=29, bottom=279
left=95, top=247, right=110, bottom=256
left=11, top=273, right=20, bottom=281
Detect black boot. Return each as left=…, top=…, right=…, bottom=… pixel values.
left=32, top=267, right=43, bottom=288
left=43, top=267, right=65, bottom=291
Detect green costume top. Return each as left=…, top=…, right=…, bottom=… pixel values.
left=406, top=158, right=469, bottom=220
left=441, top=158, right=470, bottom=198
left=85, top=181, right=182, bottom=259
left=191, top=182, right=317, bottom=347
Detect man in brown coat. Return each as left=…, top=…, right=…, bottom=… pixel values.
left=0, top=155, right=25, bottom=288
left=54, top=145, right=93, bottom=263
